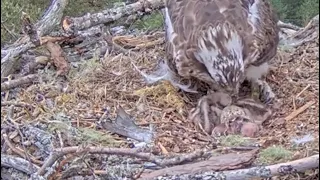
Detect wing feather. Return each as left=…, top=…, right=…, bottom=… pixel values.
left=243, top=0, right=280, bottom=66
left=164, top=0, right=279, bottom=90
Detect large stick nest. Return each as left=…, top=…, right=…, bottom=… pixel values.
left=1, top=3, right=319, bottom=179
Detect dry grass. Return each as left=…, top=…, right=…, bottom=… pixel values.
left=262, top=37, right=319, bottom=154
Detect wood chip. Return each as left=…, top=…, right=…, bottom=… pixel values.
left=285, top=101, right=315, bottom=121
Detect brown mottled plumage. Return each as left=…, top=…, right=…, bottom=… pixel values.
left=163, top=0, right=279, bottom=98
left=161, top=0, right=279, bottom=134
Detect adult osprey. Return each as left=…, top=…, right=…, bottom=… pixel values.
left=163, top=0, right=279, bottom=103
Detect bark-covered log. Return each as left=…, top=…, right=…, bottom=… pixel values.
left=36, top=0, right=68, bottom=37
left=140, top=154, right=319, bottom=180
left=62, top=0, right=164, bottom=34
left=1, top=74, right=38, bottom=91
left=1, top=154, right=40, bottom=175
left=1, top=0, right=68, bottom=79
left=280, top=14, right=319, bottom=47
left=277, top=20, right=303, bottom=31
left=140, top=149, right=259, bottom=179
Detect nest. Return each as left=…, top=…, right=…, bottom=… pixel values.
left=1, top=30, right=319, bottom=179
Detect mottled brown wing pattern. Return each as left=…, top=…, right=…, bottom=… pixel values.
left=164, top=0, right=220, bottom=89
left=164, top=0, right=253, bottom=90
left=164, top=0, right=279, bottom=92
left=163, top=0, right=280, bottom=135
left=241, top=0, right=280, bottom=66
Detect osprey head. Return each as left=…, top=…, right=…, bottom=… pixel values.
left=194, top=24, right=246, bottom=97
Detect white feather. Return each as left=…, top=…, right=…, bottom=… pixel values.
left=245, top=62, right=269, bottom=81
left=130, top=59, right=198, bottom=93
left=219, top=7, right=227, bottom=13
left=164, top=7, right=174, bottom=42
left=290, top=134, right=315, bottom=146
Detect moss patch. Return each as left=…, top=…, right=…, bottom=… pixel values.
left=219, top=135, right=252, bottom=147
left=131, top=11, right=163, bottom=30
left=258, top=145, right=293, bottom=164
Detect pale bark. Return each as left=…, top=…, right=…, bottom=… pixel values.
left=1, top=154, right=40, bottom=175
left=277, top=20, right=303, bottom=31
left=62, top=0, right=164, bottom=34
left=280, top=14, right=319, bottom=47
left=140, top=154, right=319, bottom=180
left=1, top=74, right=38, bottom=91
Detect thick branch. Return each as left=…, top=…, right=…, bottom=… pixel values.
left=62, top=0, right=164, bottom=34
left=36, top=0, right=68, bottom=37
left=277, top=20, right=303, bottom=31
left=140, top=154, right=319, bottom=180
left=280, top=14, right=319, bottom=47
left=1, top=154, right=40, bottom=175
left=21, top=12, right=40, bottom=45
left=140, top=149, right=259, bottom=179
left=1, top=74, right=38, bottom=91
left=290, top=15, right=319, bottom=40
left=37, top=145, right=207, bottom=176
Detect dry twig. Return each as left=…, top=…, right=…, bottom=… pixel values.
left=1, top=101, right=34, bottom=108
left=38, top=146, right=207, bottom=175
left=2, top=134, right=43, bottom=165
left=1, top=74, right=38, bottom=91
left=284, top=101, right=315, bottom=121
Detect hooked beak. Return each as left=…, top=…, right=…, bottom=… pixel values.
left=225, top=84, right=240, bottom=99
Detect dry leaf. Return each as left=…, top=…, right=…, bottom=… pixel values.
left=46, top=41, right=70, bottom=76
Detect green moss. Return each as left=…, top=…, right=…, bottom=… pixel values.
left=132, top=11, right=164, bottom=30
left=1, top=0, right=49, bottom=44
left=258, top=145, right=293, bottom=164
left=77, top=127, right=121, bottom=146
left=219, top=135, right=251, bottom=147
